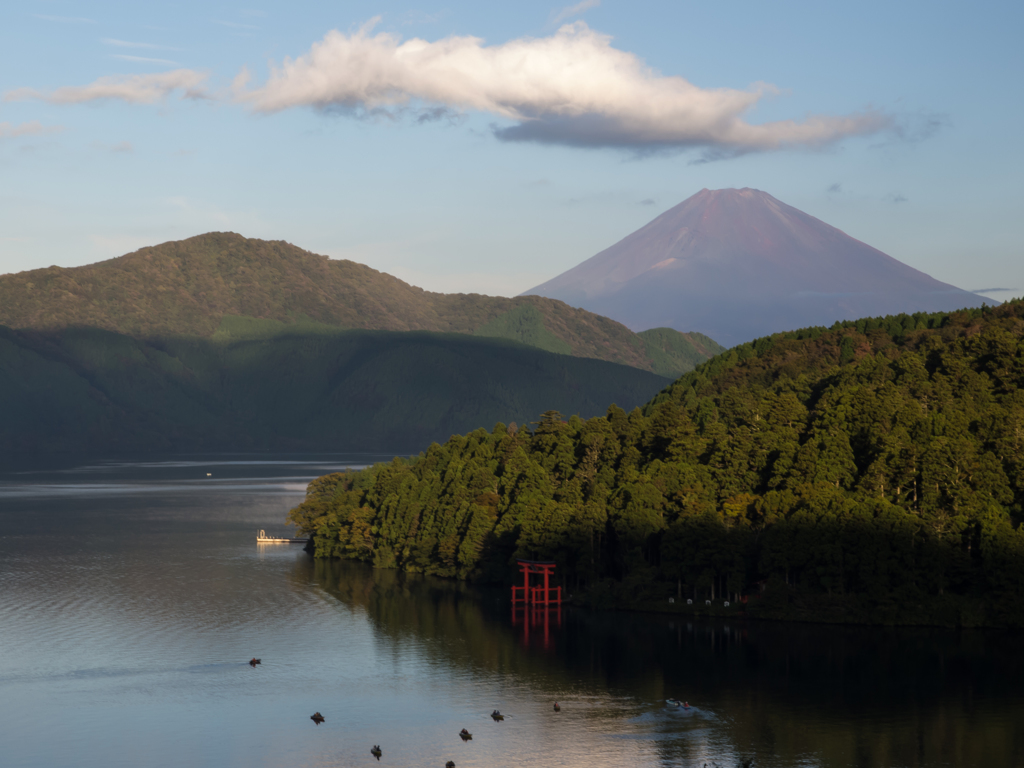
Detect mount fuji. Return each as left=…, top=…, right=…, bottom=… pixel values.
left=523, top=188, right=987, bottom=348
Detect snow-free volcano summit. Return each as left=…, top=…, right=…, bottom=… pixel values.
left=523, top=188, right=988, bottom=348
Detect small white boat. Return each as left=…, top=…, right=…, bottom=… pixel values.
left=666, top=698, right=689, bottom=708
left=256, top=529, right=309, bottom=544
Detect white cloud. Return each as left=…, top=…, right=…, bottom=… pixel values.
left=5, top=70, right=208, bottom=105
left=237, top=22, right=890, bottom=155
left=232, top=67, right=253, bottom=93
left=0, top=121, right=63, bottom=139
left=552, top=0, right=600, bottom=25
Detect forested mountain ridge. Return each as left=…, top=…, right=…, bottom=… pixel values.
left=289, top=301, right=1024, bottom=627
left=0, top=232, right=722, bottom=378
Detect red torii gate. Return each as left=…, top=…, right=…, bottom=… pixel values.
left=511, top=559, right=561, bottom=607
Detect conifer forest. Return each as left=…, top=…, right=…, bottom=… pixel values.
left=290, top=302, right=1024, bottom=627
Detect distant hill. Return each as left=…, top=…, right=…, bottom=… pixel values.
left=523, top=188, right=988, bottom=348
left=0, top=232, right=722, bottom=378
left=0, top=322, right=671, bottom=455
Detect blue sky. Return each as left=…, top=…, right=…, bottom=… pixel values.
left=1, top=0, right=1021, bottom=300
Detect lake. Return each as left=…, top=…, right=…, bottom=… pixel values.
left=1, top=456, right=1022, bottom=768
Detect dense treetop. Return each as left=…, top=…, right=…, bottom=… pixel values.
left=0, top=233, right=721, bottom=377
left=289, top=302, right=1024, bottom=626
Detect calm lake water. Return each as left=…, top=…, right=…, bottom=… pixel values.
left=1, top=455, right=1022, bottom=768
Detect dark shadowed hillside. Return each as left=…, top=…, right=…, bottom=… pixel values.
left=0, top=232, right=721, bottom=378
left=524, top=188, right=987, bottom=347
left=0, top=322, right=671, bottom=455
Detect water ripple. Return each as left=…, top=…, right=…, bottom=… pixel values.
left=0, top=457, right=1022, bottom=768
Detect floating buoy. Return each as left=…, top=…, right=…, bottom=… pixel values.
left=310, top=712, right=325, bottom=725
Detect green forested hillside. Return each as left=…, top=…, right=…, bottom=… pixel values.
left=0, top=232, right=722, bottom=377
left=288, top=302, right=1024, bottom=627
left=637, top=327, right=723, bottom=377
left=0, top=323, right=670, bottom=455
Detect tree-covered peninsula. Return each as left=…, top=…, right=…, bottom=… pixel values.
left=289, top=302, right=1024, bottom=627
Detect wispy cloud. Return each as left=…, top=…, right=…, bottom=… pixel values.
left=892, top=111, right=949, bottom=143
left=414, top=106, right=464, bottom=125
left=0, top=121, right=64, bottom=139
left=214, top=20, right=259, bottom=30
left=971, top=287, right=1017, bottom=294
left=237, top=21, right=891, bottom=156
left=827, top=182, right=842, bottom=193
left=111, top=54, right=181, bottom=66
left=868, top=111, right=949, bottom=151
left=102, top=38, right=181, bottom=51
left=551, top=0, right=600, bottom=25
left=639, top=198, right=655, bottom=205
left=33, top=14, right=96, bottom=24
left=885, top=193, right=908, bottom=204
left=5, top=70, right=208, bottom=105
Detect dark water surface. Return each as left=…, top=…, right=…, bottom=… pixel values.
left=1, top=456, right=1022, bottom=768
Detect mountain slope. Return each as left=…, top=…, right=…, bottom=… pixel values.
left=0, top=323, right=671, bottom=455
left=523, top=188, right=987, bottom=347
left=0, top=232, right=720, bottom=377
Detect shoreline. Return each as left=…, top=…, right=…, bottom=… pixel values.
left=570, top=589, right=1021, bottom=630
left=304, top=550, right=1023, bottom=631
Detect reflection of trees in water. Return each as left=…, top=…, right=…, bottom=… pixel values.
left=309, top=559, right=535, bottom=677
left=304, top=559, right=1024, bottom=768
left=650, top=620, right=1024, bottom=767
